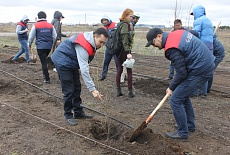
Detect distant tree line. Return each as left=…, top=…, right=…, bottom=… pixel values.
left=218, top=26, right=230, bottom=29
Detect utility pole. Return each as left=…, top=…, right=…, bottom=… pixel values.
left=85, top=14, right=86, bottom=24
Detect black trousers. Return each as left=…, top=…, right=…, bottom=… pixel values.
left=37, top=49, right=51, bottom=81
left=55, top=66, right=83, bottom=119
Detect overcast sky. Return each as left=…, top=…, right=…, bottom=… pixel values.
left=0, top=0, right=229, bottom=27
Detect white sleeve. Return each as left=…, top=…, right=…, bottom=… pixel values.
left=75, top=44, right=96, bottom=92
left=28, top=25, right=36, bottom=47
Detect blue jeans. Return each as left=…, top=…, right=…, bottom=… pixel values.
left=55, top=66, right=83, bottom=119
left=193, top=81, right=208, bottom=96
left=207, top=62, right=219, bottom=92
left=193, top=63, right=218, bottom=96
left=101, top=48, right=118, bottom=78
left=170, top=66, right=214, bottom=137
left=169, top=63, right=174, bottom=78
left=13, top=39, right=30, bottom=62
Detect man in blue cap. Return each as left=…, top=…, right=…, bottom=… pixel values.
left=145, top=28, right=215, bottom=140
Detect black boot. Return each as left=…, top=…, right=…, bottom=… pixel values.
left=128, top=88, right=135, bottom=98
left=117, top=87, right=123, bottom=97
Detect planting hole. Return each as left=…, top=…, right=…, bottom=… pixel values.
left=89, top=120, right=124, bottom=140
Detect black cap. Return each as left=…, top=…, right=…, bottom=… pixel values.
left=61, top=12, right=65, bottom=18
left=38, top=11, right=47, bottom=19
left=190, top=12, right=193, bottom=15
left=145, top=28, right=163, bottom=47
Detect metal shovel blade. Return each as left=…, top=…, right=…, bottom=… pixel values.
left=129, top=94, right=169, bottom=142
left=129, top=121, right=147, bottom=142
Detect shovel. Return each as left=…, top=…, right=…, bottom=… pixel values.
left=129, top=93, right=170, bottom=142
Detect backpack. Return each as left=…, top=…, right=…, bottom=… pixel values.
left=106, top=21, right=126, bottom=55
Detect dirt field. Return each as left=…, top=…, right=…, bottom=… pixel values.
left=0, top=30, right=230, bottom=155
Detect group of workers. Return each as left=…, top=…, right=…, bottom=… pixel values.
left=12, top=5, right=225, bottom=141
left=145, top=5, right=225, bottom=140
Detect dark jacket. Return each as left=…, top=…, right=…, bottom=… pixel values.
left=130, top=20, right=137, bottom=49
left=163, top=30, right=215, bottom=90
left=51, top=11, right=66, bottom=40
left=213, top=35, right=225, bottom=66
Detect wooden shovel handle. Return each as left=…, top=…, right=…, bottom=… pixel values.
left=145, top=93, right=170, bottom=124
left=214, top=21, right=221, bottom=35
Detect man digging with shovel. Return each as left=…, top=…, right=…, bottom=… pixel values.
left=143, top=28, right=215, bottom=140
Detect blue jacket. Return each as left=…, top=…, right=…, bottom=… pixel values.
left=162, top=30, right=215, bottom=90
left=213, top=35, right=225, bottom=66
left=192, top=5, right=213, bottom=52
left=51, top=33, right=95, bottom=69
left=101, top=16, right=116, bottom=51
left=101, top=15, right=116, bottom=36
left=51, top=32, right=97, bottom=91
left=34, top=20, right=54, bottom=49
left=17, top=21, right=28, bottom=40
